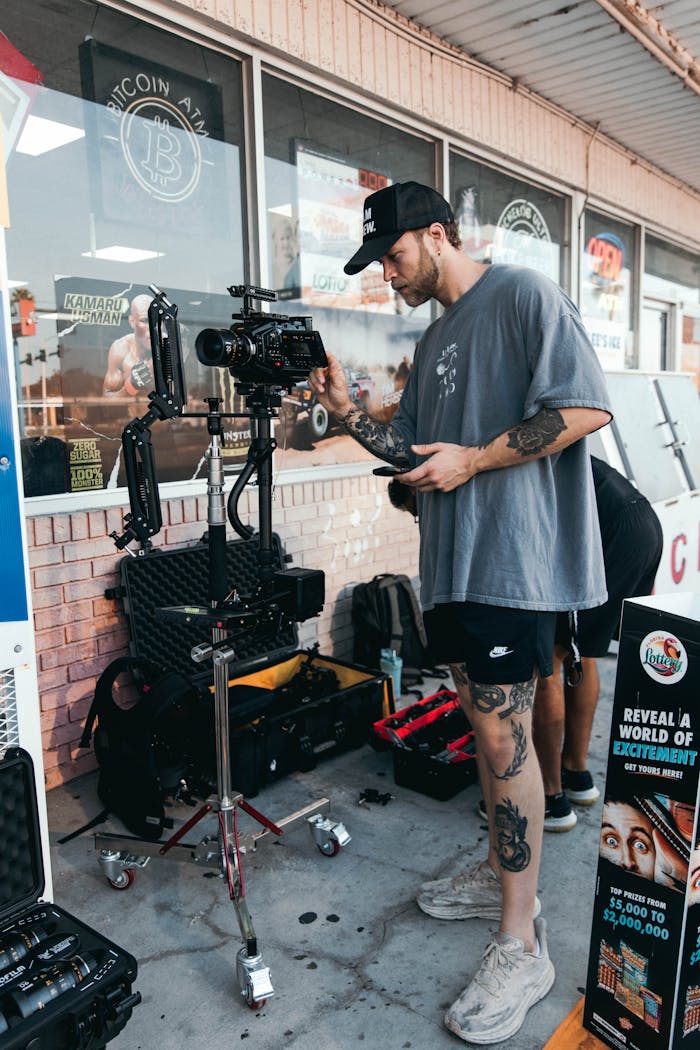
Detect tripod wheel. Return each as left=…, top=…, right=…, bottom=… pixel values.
left=317, top=838, right=341, bottom=857
left=108, top=868, right=135, bottom=890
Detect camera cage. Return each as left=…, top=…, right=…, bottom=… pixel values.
left=194, top=284, right=327, bottom=387
left=111, top=283, right=325, bottom=624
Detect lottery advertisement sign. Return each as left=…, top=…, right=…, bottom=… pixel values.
left=584, top=594, right=700, bottom=1048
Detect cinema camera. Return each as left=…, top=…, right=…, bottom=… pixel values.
left=195, top=285, right=326, bottom=387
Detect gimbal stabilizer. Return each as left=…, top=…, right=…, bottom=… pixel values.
left=102, top=285, right=347, bottom=1010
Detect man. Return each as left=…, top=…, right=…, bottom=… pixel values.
left=103, top=293, right=154, bottom=397
left=309, top=181, right=612, bottom=1044
left=533, top=457, right=663, bottom=832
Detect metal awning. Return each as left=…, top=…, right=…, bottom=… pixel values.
left=381, top=0, right=700, bottom=196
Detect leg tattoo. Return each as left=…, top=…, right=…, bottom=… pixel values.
left=498, top=680, right=536, bottom=720
left=451, top=662, right=469, bottom=688
left=470, top=682, right=507, bottom=715
left=492, top=722, right=528, bottom=780
left=494, top=798, right=531, bottom=872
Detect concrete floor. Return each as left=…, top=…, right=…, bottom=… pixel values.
left=45, top=657, right=617, bottom=1049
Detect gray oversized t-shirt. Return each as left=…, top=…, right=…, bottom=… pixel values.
left=390, top=264, right=612, bottom=612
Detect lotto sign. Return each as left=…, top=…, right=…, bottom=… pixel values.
left=584, top=593, right=700, bottom=1049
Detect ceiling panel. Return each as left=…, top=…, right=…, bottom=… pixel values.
left=381, top=0, right=700, bottom=195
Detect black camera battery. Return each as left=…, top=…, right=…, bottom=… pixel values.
left=114, top=535, right=393, bottom=797
left=0, top=747, right=140, bottom=1049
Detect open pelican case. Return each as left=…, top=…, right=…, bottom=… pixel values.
left=109, top=535, right=393, bottom=797
left=0, top=748, right=139, bottom=1049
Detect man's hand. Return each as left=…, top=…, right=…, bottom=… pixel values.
left=401, top=443, right=480, bottom=493
left=308, top=352, right=353, bottom=417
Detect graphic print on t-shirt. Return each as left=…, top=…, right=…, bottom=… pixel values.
left=436, top=342, right=458, bottom=398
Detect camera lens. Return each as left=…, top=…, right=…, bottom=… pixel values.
left=8, top=951, right=97, bottom=1019
left=0, top=925, right=51, bottom=974
left=196, top=328, right=253, bottom=370
left=195, top=328, right=232, bottom=367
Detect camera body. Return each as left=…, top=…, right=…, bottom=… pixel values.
left=195, top=285, right=327, bottom=387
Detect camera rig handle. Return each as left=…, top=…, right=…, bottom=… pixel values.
left=112, top=416, right=162, bottom=551
left=111, top=286, right=187, bottom=552
left=147, top=284, right=187, bottom=418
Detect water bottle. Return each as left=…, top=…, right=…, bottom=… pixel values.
left=380, top=648, right=403, bottom=699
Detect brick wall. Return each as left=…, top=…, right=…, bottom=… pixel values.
left=27, top=474, right=419, bottom=789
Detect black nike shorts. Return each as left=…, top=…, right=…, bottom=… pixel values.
left=422, top=601, right=557, bottom=685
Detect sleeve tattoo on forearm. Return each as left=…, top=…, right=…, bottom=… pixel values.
left=341, top=407, right=408, bottom=463
left=506, top=407, right=567, bottom=457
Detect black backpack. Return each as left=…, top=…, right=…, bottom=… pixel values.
left=80, top=656, right=209, bottom=840
left=351, top=574, right=435, bottom=685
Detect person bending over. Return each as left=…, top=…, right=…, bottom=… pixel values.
left=533, top=457, right=663, bottom=831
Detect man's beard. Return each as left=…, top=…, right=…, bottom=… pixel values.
left=398, top=240, right=439, bottom=307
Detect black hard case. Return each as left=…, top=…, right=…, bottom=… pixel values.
left=116, top=536, right=393, bottom=796
left=0, top=748, right=139, bottom=1049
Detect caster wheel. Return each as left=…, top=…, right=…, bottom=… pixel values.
left=247, top=998, right=267, bottom=1010
left=108, top=868, right=135, bottom=890
left=317, top=838, right=341, bottom=857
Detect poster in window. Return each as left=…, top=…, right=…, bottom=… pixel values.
left=449, top=158, right=564, bottom=283
left=48, top=277, right=251, bottom=494
left=289, top=143, right=395, bottom=313
left=581, top=223, right=633, bottom=370
left=79, top=39, right=227, bottom=236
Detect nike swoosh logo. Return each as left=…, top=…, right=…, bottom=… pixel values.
left=489, top=646, right=514, bottom=658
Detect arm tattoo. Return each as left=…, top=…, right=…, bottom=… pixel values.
left=340, top=406, right=408, bottom=464
left=491, top=721, right=528, bottom=780
left=494, top=798, right=531, bottom=872
left=506, top=407, right=567, bottom=458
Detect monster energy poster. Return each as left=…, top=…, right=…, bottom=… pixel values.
left=79, top=39, right=226, bottom=232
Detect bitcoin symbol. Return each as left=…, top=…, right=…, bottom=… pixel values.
left=120, top=96, right=201, bottom=203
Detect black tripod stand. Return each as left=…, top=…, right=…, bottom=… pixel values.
left=96, top=290, right=349, bottom=1008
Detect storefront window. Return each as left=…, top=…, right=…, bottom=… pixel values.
left=3, top=2, right=246, bottom=496
left=581, top=210, right=636, bottom=370
left=644, top=236, right=700, bottom=386
left=262, top=75, right=435, bottom=460
left=448, top=151, right=567, bottom=285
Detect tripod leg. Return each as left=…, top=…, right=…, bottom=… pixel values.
left=212, top=629, right=274, bottom=1006
left=217, top=800, right=274, bottom=1007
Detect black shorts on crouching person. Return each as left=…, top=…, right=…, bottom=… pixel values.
left=423, top=601, right=557, bottom=685
left=555, top=497, right=664, bottom=658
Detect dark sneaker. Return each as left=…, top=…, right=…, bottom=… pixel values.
left=482, top=794, right=576, bottom=832
left=544, top=792, right=577, bottom=832
left=417, top=858, right=541, bottom=920
left=562, top=767, right=600, bottom=805
left=444, top=916, right=555, bottom=1044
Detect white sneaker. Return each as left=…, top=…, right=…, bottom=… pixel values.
left=417, top=859, right=541, bottom=921
left=444, top=916, right=555, bottom=1044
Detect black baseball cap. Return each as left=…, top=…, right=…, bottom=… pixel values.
left=344, top=181, right=454, bottom=275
